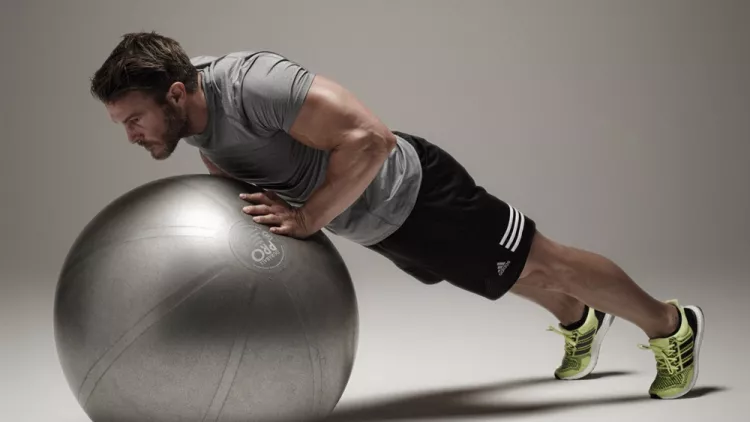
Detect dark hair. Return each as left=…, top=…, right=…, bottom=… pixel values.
left=90, top=31, right=199, bottom=104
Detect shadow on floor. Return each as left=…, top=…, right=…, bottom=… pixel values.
left=326, top=371, right=726, bottom=421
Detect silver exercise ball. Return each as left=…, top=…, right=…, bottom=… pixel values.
left=53, top=174, right=359, bottom=422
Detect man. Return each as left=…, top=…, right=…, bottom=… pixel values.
left=90, top=31, right=704, bottom=400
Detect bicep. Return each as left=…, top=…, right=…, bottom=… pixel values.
left=288, top=75, right=396, bottom=151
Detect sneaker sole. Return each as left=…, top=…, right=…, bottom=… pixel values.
left=557, top=313, right=616, bottom=380
left=653, top=305, right=705, bottom=399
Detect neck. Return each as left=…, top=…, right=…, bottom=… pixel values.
left=186, top=72, right=209, bottom=136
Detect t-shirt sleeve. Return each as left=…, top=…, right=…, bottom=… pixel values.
left=240, top=52, right=315, bottom=136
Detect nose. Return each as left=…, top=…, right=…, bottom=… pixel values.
left=126, top=128, right=142, bottom=144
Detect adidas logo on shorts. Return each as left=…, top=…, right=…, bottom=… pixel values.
left=496, top=261, right=510, bottom=276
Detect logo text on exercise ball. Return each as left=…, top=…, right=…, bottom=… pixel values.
left=251, top=232, right=282, bottom=266
left=229, top=223, right=285, bottom=271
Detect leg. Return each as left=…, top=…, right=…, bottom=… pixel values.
left=517, top=231, right=677, bottom=339
left=518, top=230, right=705, bottom=399
left=374, top=131, right=702, bottom=397
left=512, top=275, right=618, bottom=381
left=510, top=283, right=586, bottom=326
left=371, top=132, right=617, bottom=380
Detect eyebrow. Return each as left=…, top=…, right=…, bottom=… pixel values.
left=116, top=112, right=140, bottom=124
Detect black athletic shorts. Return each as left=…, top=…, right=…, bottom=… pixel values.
left=366, top=131, right=538, bottom=301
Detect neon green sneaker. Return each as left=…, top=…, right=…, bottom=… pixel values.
left=639, top=299, right=705, bottom=399
left=547, top=306, right=615, bottom=380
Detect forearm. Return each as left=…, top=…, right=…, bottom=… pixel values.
left=301, top=135, right=394, bottom=231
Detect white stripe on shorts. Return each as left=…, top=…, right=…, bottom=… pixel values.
left=499, top=203, right=525, bottom=252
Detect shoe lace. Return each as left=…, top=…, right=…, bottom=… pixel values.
left=638, top=339, right=679, bottom=375
left=547, top=326, right=578, bottom=355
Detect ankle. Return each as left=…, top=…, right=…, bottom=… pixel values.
left=559, top=301, right=588, bottom=328
left=648, top=304, right=681, bottom=339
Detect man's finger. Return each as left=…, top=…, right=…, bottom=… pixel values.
left=252, top=214, right=282, bottom=225
left=240, top=192, right=274, bottom=205
left=242, top=204, right=272, bottom=215
left=270, top=225, right=290, bottom=235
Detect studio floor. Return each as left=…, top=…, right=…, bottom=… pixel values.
left=4, top=265, right=743, bottom=422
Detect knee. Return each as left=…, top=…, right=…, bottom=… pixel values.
left=518, top=232, right=580, bottom=294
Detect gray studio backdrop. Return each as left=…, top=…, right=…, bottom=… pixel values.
left=1, top=0, right=748, bottom=418
left=4, top=0, right=749, bottom=281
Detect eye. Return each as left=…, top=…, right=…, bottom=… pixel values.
left=126, top=117, right=141, bottom=128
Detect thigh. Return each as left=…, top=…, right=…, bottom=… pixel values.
left=377, top=193, right=537, bottom=300
left=371, top=131, right=538, bottom=300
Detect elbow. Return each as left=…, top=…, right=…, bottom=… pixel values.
left=382, top=130, right=398, bottom=152
left=363, top=130, right=396, bottom=157
left=340, top=128, right=396, bottom=160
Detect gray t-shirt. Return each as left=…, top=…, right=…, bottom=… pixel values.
left=183, top=51, right=422, bottom=246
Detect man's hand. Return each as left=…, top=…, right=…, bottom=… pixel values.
left=239, top=191, right=317, bottom=239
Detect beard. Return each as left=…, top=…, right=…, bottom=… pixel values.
left=150, top=103, right=190, bottom=160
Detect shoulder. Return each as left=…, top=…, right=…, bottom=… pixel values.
left=190, top=51, right=305, bottom=74
left=192, top=51, right=314, bottom=96
left=192, top=51, right=315, bottom=133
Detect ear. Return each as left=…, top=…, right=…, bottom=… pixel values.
left=166, top=82, right=187, bottom=105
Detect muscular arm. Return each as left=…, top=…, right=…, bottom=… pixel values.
left=288, top=75, right=397, bottom=231
left=238, top=53, right=395, bottom=232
